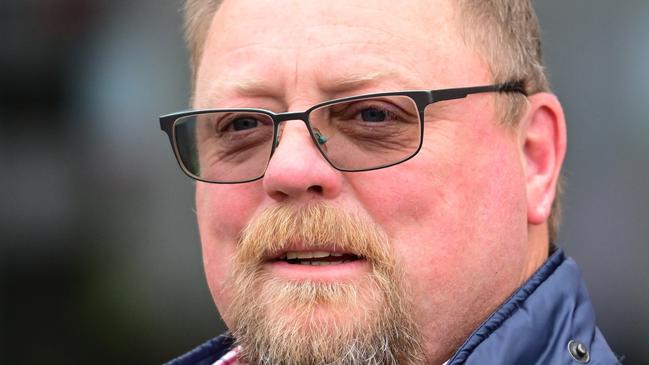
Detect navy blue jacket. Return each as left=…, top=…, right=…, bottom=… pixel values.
left=166, top=249, right=620, bottom=364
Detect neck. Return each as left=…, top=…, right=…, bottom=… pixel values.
left=523, top=223, right=551, bottom=282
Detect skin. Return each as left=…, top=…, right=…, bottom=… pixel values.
left=193, top=0, right=566, bottom=363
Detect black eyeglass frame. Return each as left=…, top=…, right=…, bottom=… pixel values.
left=159, top=81, right=527, bottom=184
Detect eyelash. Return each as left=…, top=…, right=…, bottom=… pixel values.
left=212, top=114, right=268, bottom=132
left=340, top=101, right=407, bottom=122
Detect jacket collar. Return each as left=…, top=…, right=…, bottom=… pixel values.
left=448, top=248, right=618, bottom=364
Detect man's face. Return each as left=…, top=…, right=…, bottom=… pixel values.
left=194, top=0, right=534, bottom=362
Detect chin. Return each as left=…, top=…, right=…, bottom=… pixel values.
left=225, top=273, right=425, bottom=364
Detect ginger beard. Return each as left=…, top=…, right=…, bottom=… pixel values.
left=223, top=203, right=425, bottom=365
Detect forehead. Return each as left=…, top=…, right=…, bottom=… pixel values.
left=195, top=0, right=490, bottom=106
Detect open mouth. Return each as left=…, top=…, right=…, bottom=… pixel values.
left=275, top=251, right=362, bottom=266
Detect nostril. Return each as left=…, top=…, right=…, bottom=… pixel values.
left=308, top=185, right=323, bottom=194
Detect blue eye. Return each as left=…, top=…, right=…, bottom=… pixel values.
left=360, top=107, right=387, bottom=122
left=231, top=117, right=259, bottom=131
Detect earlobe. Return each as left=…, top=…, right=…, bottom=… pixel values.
left=522, top=93, right=567, bottom=225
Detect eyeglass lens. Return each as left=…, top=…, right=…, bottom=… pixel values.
left=172, top=95, right=421, bottom=183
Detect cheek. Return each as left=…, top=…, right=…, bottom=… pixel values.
left=351, top=123, right=528, bottom=315
left=196, top=182, right=265, bottom=320
left=352, top=140, right=521, bottom=249
left=196, top=183, right=263, bottom=239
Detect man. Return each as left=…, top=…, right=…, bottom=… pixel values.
left=159, top=0, right=619, bottom=364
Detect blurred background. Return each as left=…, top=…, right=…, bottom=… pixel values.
left=1, top=0, right=647, bottom=363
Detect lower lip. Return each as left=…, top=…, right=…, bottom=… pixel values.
left=264, top=259, right=370, bottom=282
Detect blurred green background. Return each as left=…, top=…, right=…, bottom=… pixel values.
left=2, top=0, right=648, bottom=363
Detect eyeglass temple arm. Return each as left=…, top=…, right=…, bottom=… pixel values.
left=430, top=81, right=527, bottom=102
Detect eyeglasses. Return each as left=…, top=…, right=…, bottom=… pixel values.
left=159, top=81, right=526, bottom=184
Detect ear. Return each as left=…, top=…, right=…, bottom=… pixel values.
left=520, top=93, right=567, bottom=225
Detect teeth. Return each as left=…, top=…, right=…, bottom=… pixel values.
left=284, top=251, right=346, bottom=259
left=312, top=251, right=330, bottom=258
left=296, top=251, right=314, bottom=259
left=281, top=251, right=357, bottom=266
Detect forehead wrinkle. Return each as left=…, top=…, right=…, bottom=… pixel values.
left=302, top=39, right=432, bottom=96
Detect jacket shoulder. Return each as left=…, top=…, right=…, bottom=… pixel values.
left=164, top=333, right=234, bottom=365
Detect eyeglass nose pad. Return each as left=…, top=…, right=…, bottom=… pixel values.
left=273, top=124, right=328, bottom=150
left=312, top=128, right=328, bottom=145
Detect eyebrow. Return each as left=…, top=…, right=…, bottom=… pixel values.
left=317, top=70, right=402, bottom=95
left=200, top=77, right=280, bottom=106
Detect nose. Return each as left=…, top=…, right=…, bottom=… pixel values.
left=263, top=120, right=343, bottom=201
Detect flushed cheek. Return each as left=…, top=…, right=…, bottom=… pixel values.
left=352, top=128, right=526, bottom=292
left=350, top=157, right=460, bottom=251
left=350, top=168, right=441, bottom=230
